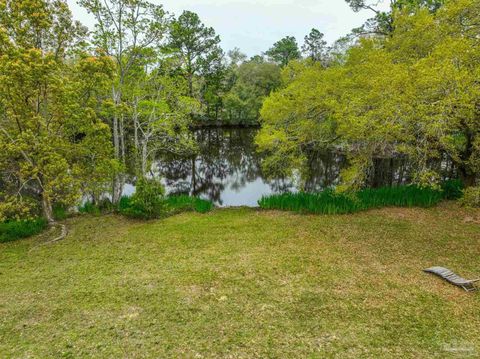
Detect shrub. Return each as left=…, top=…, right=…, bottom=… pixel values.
left=0, top=218, right=48, bottom=243
left=165, top=195, right=214, bottom=214
left=193, top=198, right=214, bottom=213
left=98, top=198, right=115, bottom=213
left=258, top=185, right=444, bottom=215
left=79, top=201, right=101, bottom=215
left=119, top=179, right=166, bottom=219
left=118, top=196, right=132, bottom=213
left=79, top=198, right=114, bottom=216
left=53, top=204, right=68, bottom=221
left=460, top=186, right=480, bottom=207
left=441, top=179, right=464, bottom=200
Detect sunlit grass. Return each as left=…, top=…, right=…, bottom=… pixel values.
left=1, top=204, right=479, bottom=357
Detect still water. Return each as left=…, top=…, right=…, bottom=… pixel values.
left=157, top=128, right=306, bottom=207
left=124, top=127, right=343, bottom=206
left=124, top=127, right=454, bottom=207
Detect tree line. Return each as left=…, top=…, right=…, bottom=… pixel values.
left=257, top=0, right=479, bottom=193
left=1, top=0, right=477, bottom=223
left=0, top=0, right=339, bottom=222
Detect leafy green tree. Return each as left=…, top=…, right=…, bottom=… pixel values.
left=200, top=50, right=227, bottom=122
left=128, top=61, right=199, bottom=177
left=74, top=55, right=120, bottom=204
left=0, top=0, right=88, bottom=55
left=168, top=10, right=223, bottom=99
left=266, top=36, right=301, bottom=67
left=256, top=60, right=339, bottom=179
left=302, top=29, right=328, bottom=64
left=227, top=47, right=247, bottom=67
left=346, top=0, right=445, bottom=35
left=249, top=55, right=265, bottom=64
left=337, top=1, right=479, bottom=188
left=79, top=0, right=168, bottom=202
left=224, top=60, right=281, bottom=125
left=257, top=0, right=480, bottom=190
left=0, top=0, right=116, bottom=222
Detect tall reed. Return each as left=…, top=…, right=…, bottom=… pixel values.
left=258, top=185, right=446, bottom=215
left=165, top=195, right=214, bottom=214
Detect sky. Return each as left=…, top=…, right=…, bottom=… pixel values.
left=66, top=0, right=391, bottom=57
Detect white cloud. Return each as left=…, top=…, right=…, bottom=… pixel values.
left=66, top=0, right=390, bottom=56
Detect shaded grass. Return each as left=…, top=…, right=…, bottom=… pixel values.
left=259, top=185, right=447, bottom=214
left=78, top=201, right=102, bottom=216
left=0, top=204, right=479, bottom=357
left=52, top=205, right=68, bottom=221
left=78, top=199, right=115, bottom=216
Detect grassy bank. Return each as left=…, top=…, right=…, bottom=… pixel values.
left=1, top=204, right=479, bottom=357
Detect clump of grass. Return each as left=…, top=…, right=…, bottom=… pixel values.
left=53, top=205, right=68, bottom=221
left=0, top=218, right=48, bottom=243
left=441, top=179, right=464, bottom=200
left=79, top=199, right=114, bottom=216
left=258, top=185, right=445, bottom=215
left=259, top=190, right=361, bottom=215
left=356, top=186, right=443, bottom=209
left=78, top=201, right=101, bottom=216
left=165, top=195, right=214, bottom=214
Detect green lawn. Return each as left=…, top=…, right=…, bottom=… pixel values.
left=1, top=204, right=479, bottom=358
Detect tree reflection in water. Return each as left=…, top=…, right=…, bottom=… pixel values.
left=151, top=128, right=458, bottom=207
left=154, top=128, right=338, bottom=206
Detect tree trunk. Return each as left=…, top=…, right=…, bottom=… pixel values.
left=120, top=114, right=126, bottom=165
left=191, top=156, right=197, bottom=195
left=141, top=140, right=148, bottom=178
left=459, top=130, right=477, bottom=187
left=186, top=69, right=194, bottom=98
left=111, top=87, right=124, bottom=204
left=41, top=192, right=55, bottom=224
left=459, top=166, right=476, bottom=187
left=133, top=99, right=140, bottom=173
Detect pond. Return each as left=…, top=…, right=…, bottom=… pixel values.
left=124, top=127, right=455, bottom=207
left=160, top=128, right=304, bottom=207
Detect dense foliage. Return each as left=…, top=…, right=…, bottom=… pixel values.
left=0, top=0, right=330, bottom=225
left=0, top=0, right=116, bottom=222
left=118, top=179, right=167, bottom=219
left=118, top=180, right=213, bottom=219
left=223, top=58, right=281, bottom=124
left=0, top=218, right=48, bottom=243
left=1, top=0, right=477, bottom=227
left=460, top=186, right=480, bottom=207
left=257, top=0, right=480, bottom=191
